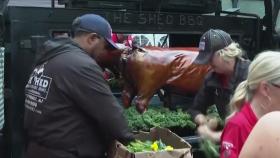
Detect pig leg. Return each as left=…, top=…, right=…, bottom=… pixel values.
left=121, top=84, right=136, bottom=108
left=135, top=87, right=159, bottom=113
left=135, top=95, right=152, bottom=114
left=157, top=88, right=172, bottom=108
left=134, top=79, right=169, bottom=113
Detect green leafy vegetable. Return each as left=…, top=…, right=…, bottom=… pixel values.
left=107, top=78, right=123, bottom=89
left=127, top=140, right=153, bottom=152
left=200, top=139, right=219, bottom=158
left=207, top=105, right=224, bottom=127
left=127, top=139, right=174, bottom=153
left=124, top=106, right=196, bottom=131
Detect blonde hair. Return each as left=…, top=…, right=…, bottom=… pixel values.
left=228, top=51, right=280, bottom=118
left=216, top=42, right=244, bottom=61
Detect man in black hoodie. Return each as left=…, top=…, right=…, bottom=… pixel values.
left=24, top=14, right=133, bottom=158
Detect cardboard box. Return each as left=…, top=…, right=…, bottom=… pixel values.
left=108, top=127, right=193, bottom=158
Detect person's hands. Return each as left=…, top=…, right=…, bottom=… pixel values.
left=197, top=124, right=222, bottom=143
left=194, top=114, right=207, bottom=125
left=206, top=117, right=219, bottom=131
left=197, top=124, right=212, bottom=139
left=195, top=114, right=219, bottom=129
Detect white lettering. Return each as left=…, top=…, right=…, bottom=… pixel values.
left=148, top=13, right=157, bottom=24
left=138, top=14, right=147, bottom=24
left=28, top=77, right=33, bottom=84
left=197, top=16, right=203, bottom=25
left=38, top=87, right=46, bottom=92
left=25, top=99, right=37, bottom=108
left=188, top=16, right=195, bottom=25
left=157, top=13, right=164, bottom=25
left=34, top=77, right=40, bottom=86
left=166, top=15, right=173, bottom=25
left=179, top=15, right=186, bottom=25
left=113, top=13, right=122, bottom=23
left=124, top=13, right=132, bottom=24
left=26, top=94, right=37, bottom=101
left=42, top=80, right=48, bottom=88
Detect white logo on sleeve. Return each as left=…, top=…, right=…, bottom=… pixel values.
left=222, top=141, right=234, bottom=158
left=25, top=63, right=52, bottom=114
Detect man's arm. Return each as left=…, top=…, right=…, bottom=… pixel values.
left=67, top=62, right=133, bottom=143
left=188, top=80, right=215, bottom=125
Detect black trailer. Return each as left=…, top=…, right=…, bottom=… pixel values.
left=1, top=0, right=280, bottom=158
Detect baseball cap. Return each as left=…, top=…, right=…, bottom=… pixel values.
left=72, top=14, right=118, bottom=49
left=194, top=29, right=233, bottom=64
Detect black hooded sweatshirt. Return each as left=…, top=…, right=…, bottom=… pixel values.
left=24, top=37, right=133, bottom=158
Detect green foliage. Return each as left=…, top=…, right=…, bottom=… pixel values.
left=200, top=139, right=219, bottom=158
left=124, top=106, right=196, bottom=131
left=207, top=105, right=224, bottom=127
left=107, top=78, right=123, bottom=89
left=206, top=105, right=219, bottom=117
left=127, top=139, right=172, bottom=153
left=127, top=140, right=153, bottom=153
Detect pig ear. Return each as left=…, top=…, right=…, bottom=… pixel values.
left=115, top=43, right=126, bottom=49
left=137, top=47, right=147, bottom=53
left=131, top=42, right=144, bottom=51
left=132, top=44, right=139, bottom=50
left=132, top=45, right=146, bottom=53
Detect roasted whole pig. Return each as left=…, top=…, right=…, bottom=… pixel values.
left=119, top=47, right=211, bottom=113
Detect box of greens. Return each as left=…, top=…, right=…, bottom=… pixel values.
left=108, top=127, right=192, bottom=158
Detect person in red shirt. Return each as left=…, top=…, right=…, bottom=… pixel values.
left=239, top=111, right=280, bottom=158
left=220, top=51, right=280, bottom=158
left=112, top=33, right=133, bottom=47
